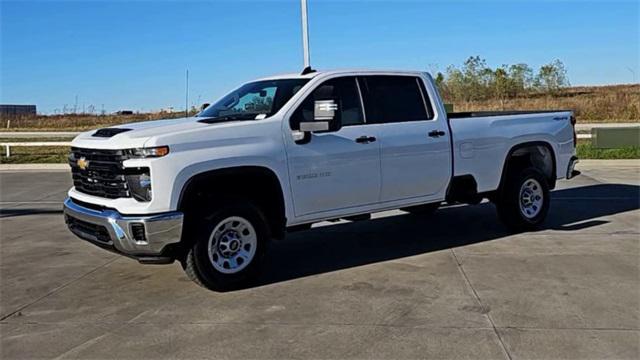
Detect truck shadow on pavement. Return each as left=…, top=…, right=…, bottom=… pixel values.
left=256, top=183, right=639, bottom=288
left=0, top=208, right=63, bottom=218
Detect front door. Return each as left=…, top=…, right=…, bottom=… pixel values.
left=285, top=76, right=381, bottom=217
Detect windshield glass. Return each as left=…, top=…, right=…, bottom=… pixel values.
left=198, top=79, right=309, bottom=121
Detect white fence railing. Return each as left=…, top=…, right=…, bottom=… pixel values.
left=2, top=134, right=595, bottom=158
left=1, top=134, right=597, bottom=158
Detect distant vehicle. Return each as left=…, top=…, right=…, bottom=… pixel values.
left=115, top=110, right=134, bottom=115
left=63, top=70, right=579, bottom=290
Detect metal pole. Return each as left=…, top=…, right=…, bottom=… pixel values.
left=300, top=0, right=310, bottom=68
left=185, top=69, right=189, bottom=117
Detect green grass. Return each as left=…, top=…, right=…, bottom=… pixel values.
left=0, top=137, right=75, bottom=143
left=576, top=142, right=639, bottom=159
left=0, top=146, right=70, bottom=164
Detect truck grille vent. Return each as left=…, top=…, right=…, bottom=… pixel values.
left=69, top=147, right=131, bottom=199
left=92, top=128, right=132, bottom=138
left=65, top=215, right=112, bottom=244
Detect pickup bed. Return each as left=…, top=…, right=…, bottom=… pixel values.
left=63, top=70, right=579, bottom=290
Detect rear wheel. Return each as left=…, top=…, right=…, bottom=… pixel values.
left=495, top=167, right=550, bottom=232
left=401, top=202, right=440, bottom=215
left=182, top=201, right=270, bottom=291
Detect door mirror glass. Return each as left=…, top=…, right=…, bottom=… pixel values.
left=314, top=99, right=338, bottom=121
left=298, top=99, right=341, bottom=133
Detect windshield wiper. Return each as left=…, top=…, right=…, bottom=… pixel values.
left=197, top=114, right=261, bottom=124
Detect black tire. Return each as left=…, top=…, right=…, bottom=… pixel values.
left=181, top=201, right=270, bottom=291
left=401, top=202, right=440, bottom=215
left=495, top=167, right=550, bottom=232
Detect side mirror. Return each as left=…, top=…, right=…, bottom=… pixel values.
left=299, top=99, right=341, bottom=133
left=200, top=103, right=210, bottom=111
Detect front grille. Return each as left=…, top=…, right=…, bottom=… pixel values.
left=69, top=147, right=130, bottom=199
left=65, top=215, right=112, bottom=244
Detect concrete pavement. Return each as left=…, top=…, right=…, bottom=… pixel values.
left=0, top=162, right=638, bottom=359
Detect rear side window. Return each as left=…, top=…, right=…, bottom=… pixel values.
left=360, top=76, right=433, bottom=124
left=290, top=76, right=364, bottom=130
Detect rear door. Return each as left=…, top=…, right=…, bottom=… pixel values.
left=359, top=75, right=451, bottom=202
left=285, top=76, right=381, bottom=217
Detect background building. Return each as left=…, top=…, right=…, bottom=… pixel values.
left=0, top=104, right=37, bottom=117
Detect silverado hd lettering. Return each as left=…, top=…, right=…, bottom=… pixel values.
left=63, top=70, right=579, bottom=291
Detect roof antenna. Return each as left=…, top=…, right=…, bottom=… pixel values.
left=300, top=0, right=315, bottom=75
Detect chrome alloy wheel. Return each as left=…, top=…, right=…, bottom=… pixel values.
left=519, top=178, right=544, bottom=219
left=207, top=216, right=257, bottom=274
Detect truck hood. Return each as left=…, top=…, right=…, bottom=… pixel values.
left=71, top=117, right=211, bottom=149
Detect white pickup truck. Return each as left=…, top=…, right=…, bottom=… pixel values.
left=63, top=69, right=579, bottom=290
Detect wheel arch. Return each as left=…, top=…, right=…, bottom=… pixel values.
left=498, top=141, right=557, bottom=192
left=177, top=165, right=287, bottom=241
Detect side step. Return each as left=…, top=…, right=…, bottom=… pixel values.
left=137, top=256, right=175, bottom=265
left=343, top=214, right=371, bottom=222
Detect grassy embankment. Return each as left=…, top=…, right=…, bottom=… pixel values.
left=0, top=84, right=637, bottom=163
left=0, top=111, right=188, bottom=132
left=449, top=84, right=639, bottom=122
left=1, top=84, right=638, bottom=132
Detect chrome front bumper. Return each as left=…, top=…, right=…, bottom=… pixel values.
left=63, top=197, right=184, bottom=258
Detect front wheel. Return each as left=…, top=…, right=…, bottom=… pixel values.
left=495, top=167, right=550, bottom=232
left=181, top=201, right=270, bottom=291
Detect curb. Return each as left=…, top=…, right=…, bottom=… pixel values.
left=578, top=159, right=640, bottom=167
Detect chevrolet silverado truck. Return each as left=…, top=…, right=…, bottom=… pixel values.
left=63, top=69, right=579, bottom=290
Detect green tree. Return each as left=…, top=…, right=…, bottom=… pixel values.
left=507, top=63, right=534, bottom=97
left=432, top=57, right=568, bottom=102
left=535, top=60, right=569, bottom=95
left=493, top=66, right=510, bottom=106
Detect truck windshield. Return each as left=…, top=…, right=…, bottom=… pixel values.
left=198, top=79, right=309, bottom=121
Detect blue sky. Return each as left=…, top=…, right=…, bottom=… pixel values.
left=1, top=0, right=638, bottom=114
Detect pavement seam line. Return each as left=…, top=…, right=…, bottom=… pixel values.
left=451, top=249, right=513, bottom=360
left=0, top=257, right=118, bottom=321
left=4, top=320, right=638, bottom=331
left=51, top=332, right=114, bottom=360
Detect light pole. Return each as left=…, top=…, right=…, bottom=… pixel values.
left=185, top=69, right=189, bottom=118
left=300, top=0, right=311, bottom=71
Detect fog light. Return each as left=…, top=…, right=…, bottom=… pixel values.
left=131, top=223, right=147, bottom=242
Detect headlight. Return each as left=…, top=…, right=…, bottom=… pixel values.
left=124, top=146, right=169, bottom=158
left=126, top=169, right=152, bottom=202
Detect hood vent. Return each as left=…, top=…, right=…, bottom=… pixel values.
left=92, top=128, right=132, bottom=138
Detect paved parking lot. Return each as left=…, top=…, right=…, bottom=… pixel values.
left=1, top=161, right=639, bottom=359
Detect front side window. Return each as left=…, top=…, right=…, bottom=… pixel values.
left=290, top=77, right=365, bottom=130
left=199, top=79, right=309, bottom=121
left=360, top=76, right=432, bottom=124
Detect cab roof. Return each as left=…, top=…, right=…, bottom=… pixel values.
left=256, top=69, right=428, bottom=81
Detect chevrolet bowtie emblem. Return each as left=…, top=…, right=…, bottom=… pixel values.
left=77, top=157, right=90, bottom=170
